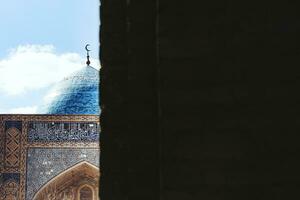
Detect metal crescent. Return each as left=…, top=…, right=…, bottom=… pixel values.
left=85, top=44, right=91, bottom=51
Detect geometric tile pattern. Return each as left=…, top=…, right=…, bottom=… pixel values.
left=5, top=121, right=22, bottom=132
left=1, top=173, right=20, bottom=183
left=26, top=148, right=99, bottom=200
left=5, top=128, right=21, bottom=169
left=0, top=179, right=19, bottom=200
left=0, top=120, right=4, bottom=170
left=0, top=173, right=20, bottom=200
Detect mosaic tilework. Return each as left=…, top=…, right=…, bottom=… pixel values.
left=1, top=173, right=20, bottom=183
left=0, top=173, right=20, bottom=200
left=0, top=180, right=19, bottom=200
left=26, top=148, right=99, bottom=200
left=0, top=115, right=100, bottom=200
left=39, top=66, right=100, bottom=115
left=27, top=121, right=100, bottom=142
left=4, top=121, right=22, bottom=171
left=0, top=119, right=4, bottom=170
left=5, top=128, right=21, bottom=169
left=5, top=121, right=22, bottom=132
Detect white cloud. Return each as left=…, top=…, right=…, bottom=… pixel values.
left=8, top=106, right=38, bottom=114
left=43, top=87, right=60, bottom=104
left=0, top=44, right=100, bottom=96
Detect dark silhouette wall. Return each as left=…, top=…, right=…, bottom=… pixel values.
left=100, top=1, right=300, bottom=199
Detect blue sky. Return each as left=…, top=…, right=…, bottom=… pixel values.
left=0, top=0, right=100, bottom=113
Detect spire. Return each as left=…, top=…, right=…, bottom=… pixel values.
left=85, top=44, right=91, bottom=66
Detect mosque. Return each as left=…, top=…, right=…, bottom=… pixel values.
left=0, top=46, right=100, bottom=200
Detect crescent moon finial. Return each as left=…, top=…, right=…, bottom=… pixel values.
left=85, top=44, right=91, bottom=52
left=85, top=44, right=91, bottom=66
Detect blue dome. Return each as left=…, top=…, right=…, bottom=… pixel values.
left=40, top=66, right=100, bottom=114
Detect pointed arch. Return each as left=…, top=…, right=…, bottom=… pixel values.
left=33, top=161, right=100, bottom=200
left=78, top=184, right=95, bottom=200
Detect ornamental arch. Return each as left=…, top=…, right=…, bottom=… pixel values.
left=33, top=161, right=100, bottom=200
left=0, top=115, right=100, bottom=200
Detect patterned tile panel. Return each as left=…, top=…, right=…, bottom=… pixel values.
left=0, top=115, right=100, bottom=200
left=5, top=121, right=22, bottom=132
left=0, top=119, right=4, bottom=171
left=1, top=173, right=20, bottom=183
left=26, top=148, right=99, bottom=200
left=0, top=173, right=20, bottom=199
left=5, top=128, right=21, bottom=170
left=27, top=121, right=100, bottom=142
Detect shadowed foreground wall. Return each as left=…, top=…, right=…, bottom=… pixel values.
left=100, top=1, right=300, bottom=200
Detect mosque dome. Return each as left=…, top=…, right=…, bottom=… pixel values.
left=39, top=65, right=100, bottom=114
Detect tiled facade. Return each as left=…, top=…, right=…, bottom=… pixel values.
left=0, top=115, right=100, bottom=200
left=26, top=148, right=99, bottom=200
